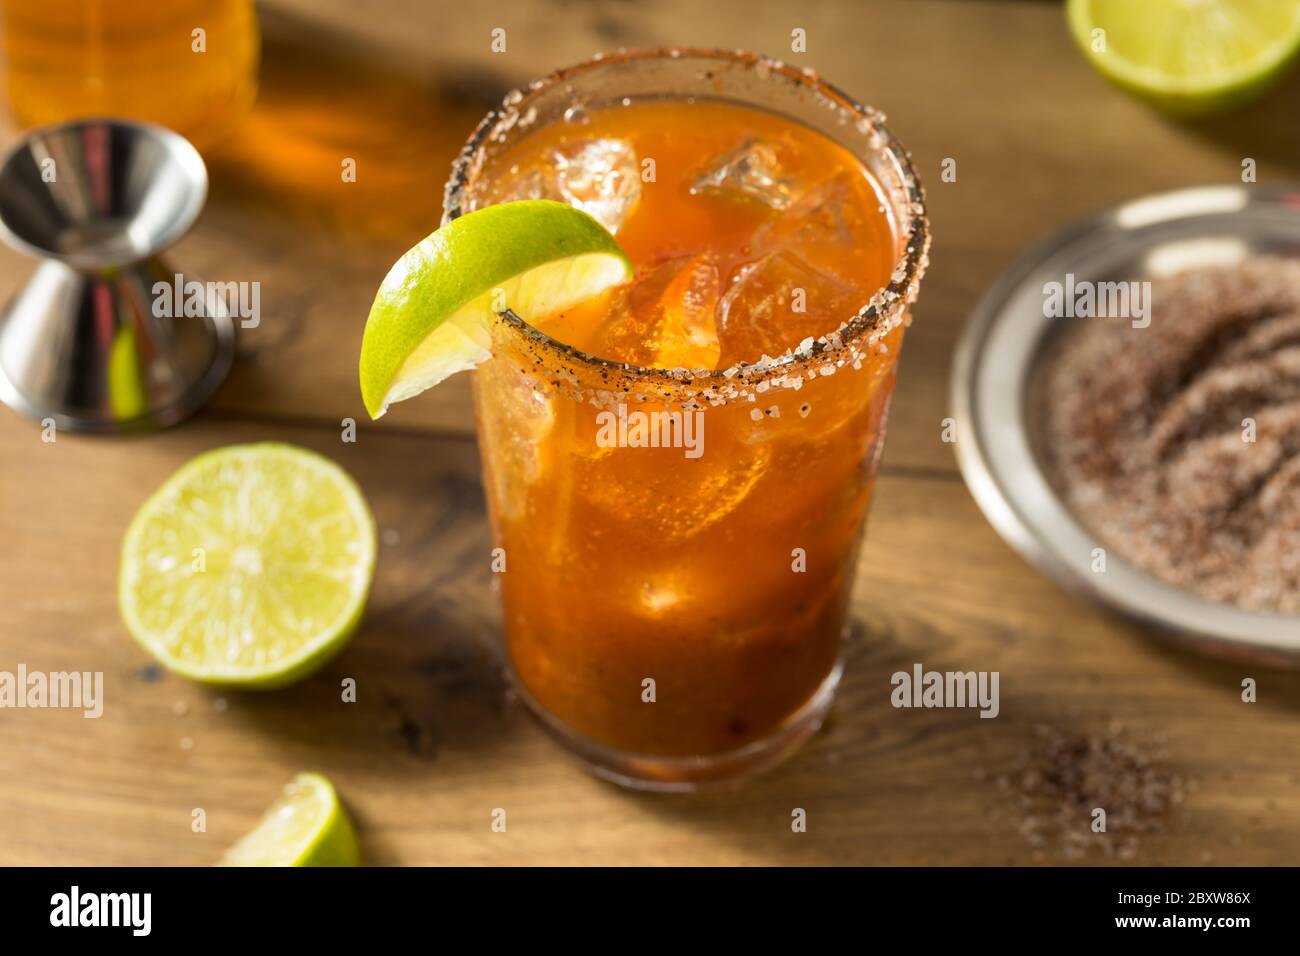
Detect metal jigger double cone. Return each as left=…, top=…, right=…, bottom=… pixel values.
left=0, top=119, right=234, bottom=432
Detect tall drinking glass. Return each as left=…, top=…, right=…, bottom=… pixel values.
left=445, top=49, right=928, bottom=790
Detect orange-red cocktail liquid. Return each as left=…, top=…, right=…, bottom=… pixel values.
left=471, top=99, right=903, bottom=757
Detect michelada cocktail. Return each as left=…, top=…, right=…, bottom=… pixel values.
left=362, top=49, right=928, bottom=789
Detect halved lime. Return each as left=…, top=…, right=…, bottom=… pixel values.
left=119, top=443, right=376, bottom=688
left=1067, top=0, right=1300, bottom=115
left=219, top=773, right=360, bottom=866
left=359, top=199, right=631, bottom=419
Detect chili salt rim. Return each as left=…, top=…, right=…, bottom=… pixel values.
left=442, top=47, right=930, bottom=408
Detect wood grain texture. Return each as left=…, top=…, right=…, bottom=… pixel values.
left=1, top=0, right=1299, bottom=866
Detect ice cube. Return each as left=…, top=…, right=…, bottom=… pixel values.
left=656, top=256, right=722, bottom=369
left=754, top=171, right=894, bottom=282
left=769, top=174, right=856, bottom=246
left=690, top=137, right=800, bottom=210
left=488, top=164, right=555, bottom=203
left=553, top=138, right=641, bottom=234
left=598, top=255, right=722, bottom=369
left=716, top=250, right=859, bottom=367
left=575, top=431, right=772, bottom=540
left=598, top=260, right=682, bottom=365
left=484, top=139, right=641, bottom=234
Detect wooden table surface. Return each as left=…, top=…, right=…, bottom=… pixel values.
left=3, top=0, right=1299, bottom=866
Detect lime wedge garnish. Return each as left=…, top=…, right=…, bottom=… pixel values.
left=1067, top=0, right=1300, bottom=115
left=218, top=773, right=360, bottom=866
left=118, top=443, right=376, bottom=688
left=359, top=199, right=631, bottom=419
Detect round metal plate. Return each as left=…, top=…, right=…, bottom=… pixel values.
left=952, top=185, right=1300, bottom=666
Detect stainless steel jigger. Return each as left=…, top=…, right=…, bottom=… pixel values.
left=0, top=119, right=234, bottom=433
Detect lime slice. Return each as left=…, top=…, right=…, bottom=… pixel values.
left=119, top=443, right=376, bottom=688
left=219, top=773, right=360, bottom=866
left=359, top=199, right=631, bottom=419
left=1067, top=0, right=1300, bottom=115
